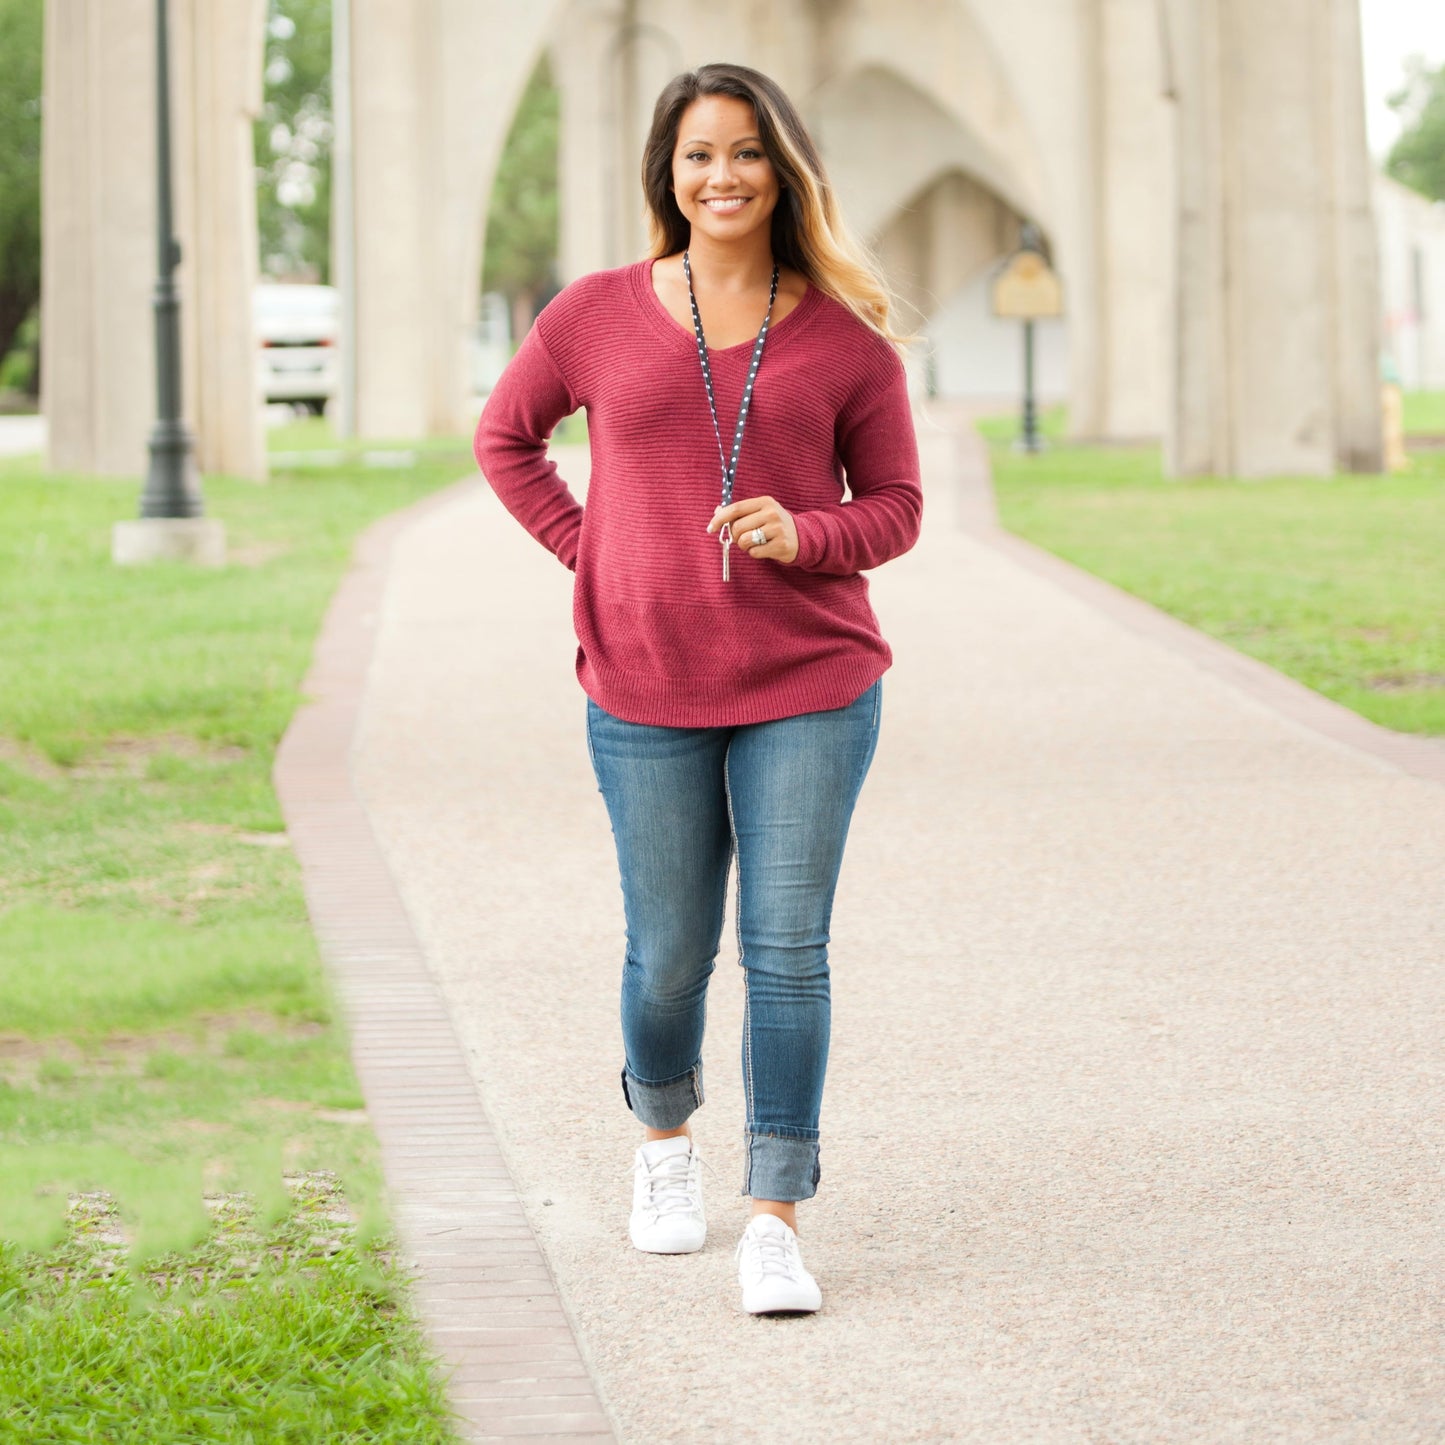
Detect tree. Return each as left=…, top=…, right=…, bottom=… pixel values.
left=1385, top=56, right=1445, bottom=203
left=482, top=55, right=561, bottom=341
left=254, top=0, right=332, bottom=281
left=0, top=0, right=42, bottom=383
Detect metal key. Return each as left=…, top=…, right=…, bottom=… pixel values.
left=720, top=522, right=732, bottom=582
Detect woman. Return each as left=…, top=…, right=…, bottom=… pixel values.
left=473, top=61, right=922, bottom=1315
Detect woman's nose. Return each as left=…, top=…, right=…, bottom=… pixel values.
left=710, top=155, right=736, bottom=186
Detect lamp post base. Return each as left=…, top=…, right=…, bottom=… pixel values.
left=113, top=517, right=227, bottom=567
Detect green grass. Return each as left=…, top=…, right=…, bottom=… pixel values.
left=266, top=408, right=588, bottom=456
left=0, top=1177, right=455, bottom=1442
left=0, top=453, right=469, bottom=1439
left=1403, top=390, right=1445, bottom=435
left=978, top=414, right=1445, bottom=736
left=265, top=414, right=474, bottom=458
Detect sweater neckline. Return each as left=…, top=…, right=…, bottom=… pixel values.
left=633, top=256, right=824, bottom=359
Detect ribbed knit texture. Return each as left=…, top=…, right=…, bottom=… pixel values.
left=472, top=257, right=923, bottom=726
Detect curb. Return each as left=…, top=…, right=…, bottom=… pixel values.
left=274, top=477, right=616, bottom=1444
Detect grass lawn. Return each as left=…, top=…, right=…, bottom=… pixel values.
left=1403, top=390, right=1445, bottom=436
left=978, top=410, right=1445, bottom=737
left=0, top=451, right=471, bottom=1440
left=265, top=413, right=475, bottom=459
left=266, top=407, right=588, bottom=456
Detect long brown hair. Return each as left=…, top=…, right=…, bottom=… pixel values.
left=640, top=63, right=916, bottom=352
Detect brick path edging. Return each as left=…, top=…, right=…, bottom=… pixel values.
left=274, top=478, right=617, bottom=1444
left=950, top=423, right=1445, bottom=788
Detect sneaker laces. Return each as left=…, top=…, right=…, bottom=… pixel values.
left=631, top=1148, right=704, bottom=1220
left=735, top=1224, right=801, bottom=1280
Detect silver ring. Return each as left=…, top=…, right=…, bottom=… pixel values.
left=750, top=528, right=767, bottom=547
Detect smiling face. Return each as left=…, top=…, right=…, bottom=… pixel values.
left=670, top=94, right=782, bottom=248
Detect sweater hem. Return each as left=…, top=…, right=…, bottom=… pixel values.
left=578, top=654, right=888, bottom=728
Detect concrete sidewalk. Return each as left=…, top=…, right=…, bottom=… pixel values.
left=348, top=416, right=1443, bottom=1443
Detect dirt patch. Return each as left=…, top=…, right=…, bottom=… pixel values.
left=0, top=1009, right=328, bottom=1085
left=0, top=737, right=65, bottom=781
left=1366, top=672, right=1445, bottom=693
left=69, top=734, right=250, bottom=780
left=41, top=1171, right=364, bottom=1285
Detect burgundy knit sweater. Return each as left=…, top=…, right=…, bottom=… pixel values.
left=472, top=257, right=923, bottom=726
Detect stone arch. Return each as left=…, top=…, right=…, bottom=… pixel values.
left=41, top=0, right=1381, bottom=475
left=808, top=62, right=1046, bottom=244
left=809, top=59, right=1060, bottom=404
left=343, top=0, right=569, bottom=438
left=810, top=0, right=1053, bottom=235
left=875, top=167, right=1069, bottom=404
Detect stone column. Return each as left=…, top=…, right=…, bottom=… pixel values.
left=171, top=0, right=268, bottom=480
left=1163, top=0, right=1381, bottom=477
left=41, top=0, right=267, bottom=481
left=344, top=0, right=560, bottom=437
left=1078, top=0, right=1171, bottom=441
left=551, top=3, right=617, bottom=284
left=42, top=0, right=156, bottom=476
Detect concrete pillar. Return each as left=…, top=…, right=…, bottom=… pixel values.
left=344, top=0, right=560, bottom=438
left=42, top=0, right=156, bottom=476
left=552, top=9, right=615, bottom=284
left=1164, top=0, right=1381, bottom=476
left=41, top=0, right=267, bottom=481
left=171, top=0, right=268, bottom=480
left=1075, top=0, right=1171, bottom=441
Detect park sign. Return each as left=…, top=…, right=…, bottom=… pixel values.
left=992, top=236, right=1062, bottom=454
left=991, top=248, right=1064, bottom=320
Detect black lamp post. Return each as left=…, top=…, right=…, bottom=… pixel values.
left=140, top=0, right=203, bottom=519
left=1017, top=223, right=1045, bottom=456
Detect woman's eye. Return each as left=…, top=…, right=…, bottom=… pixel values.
left=685, top=149, right=764, bottom=162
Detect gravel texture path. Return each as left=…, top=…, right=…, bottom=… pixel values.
left=352, top=422, right=1444, bottom=1444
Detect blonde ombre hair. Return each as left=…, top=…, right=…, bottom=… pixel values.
left=641, top=63, right=918, bottom=354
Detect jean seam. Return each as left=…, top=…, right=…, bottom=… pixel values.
left=850, top=682, right=882, bottom=809
left=722, top=746, right=754, bottom=1193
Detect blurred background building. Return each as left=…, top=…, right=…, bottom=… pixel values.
left=14, top=0, right=1445, bottom=481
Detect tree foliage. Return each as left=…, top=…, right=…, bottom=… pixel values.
left=481, top=56, right=560, bottom=314
left=254, top=0, right=332, bottom=281
left=0, top=0, right=42, bottom=381
left=1385, top=57, right=1445, bottom=203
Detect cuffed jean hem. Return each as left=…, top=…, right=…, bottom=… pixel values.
left=619, top=1062, right=704, bottom=1130
left=743, top=1130, right=821, bottom=1203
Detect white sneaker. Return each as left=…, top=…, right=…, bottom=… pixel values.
left=734, top=1213, right=822, bottom=1314
left=629, top=1136, right=706, bottom=1254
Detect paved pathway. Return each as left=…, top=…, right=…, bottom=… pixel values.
left=312, top=408, right=1442, bottom=1442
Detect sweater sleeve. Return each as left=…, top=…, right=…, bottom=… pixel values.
left=790, top=361, right=923, bottom=575
left=472, top=317, right=585, bottom=571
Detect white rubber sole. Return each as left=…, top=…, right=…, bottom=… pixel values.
left=629, top=1217, right=707, bottom=1254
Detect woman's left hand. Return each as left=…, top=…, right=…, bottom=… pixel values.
left=706, top=496, right=799, bottom=565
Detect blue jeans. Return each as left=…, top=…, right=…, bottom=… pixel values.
left=585, top=682, right=882, bottom=1202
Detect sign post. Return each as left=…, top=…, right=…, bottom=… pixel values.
left=990, top=226, right=1063, bottom=455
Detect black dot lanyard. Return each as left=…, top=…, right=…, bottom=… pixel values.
left=683, top=249, right=779, bottom=582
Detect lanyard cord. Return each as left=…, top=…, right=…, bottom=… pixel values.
left=682, top=249, right=780, bottom=512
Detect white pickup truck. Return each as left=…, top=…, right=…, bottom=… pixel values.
left=254, top=283, right=339, bottom=415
